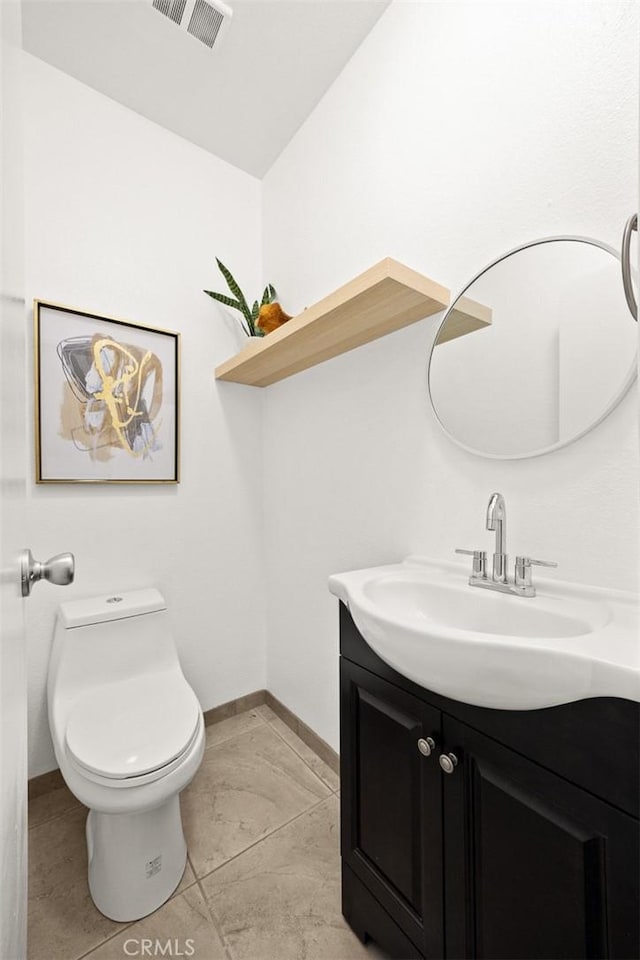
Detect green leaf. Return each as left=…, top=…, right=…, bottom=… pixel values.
left=251, top=300, right=259, bottom=321
left=204, top=290, right=251, bottom=336
left=203, top=290, right=242, bottom=311
left=262, top=284, right=277, bottom=305
left=216, top=259, right=251, bottom=323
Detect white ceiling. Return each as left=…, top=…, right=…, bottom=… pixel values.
left=21, top=0, right=389, bottom=177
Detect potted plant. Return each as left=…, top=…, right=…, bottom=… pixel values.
left=204, top=259, right=290, bottom=337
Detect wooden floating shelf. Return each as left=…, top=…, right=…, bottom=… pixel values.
left=435, top=294, right=493, bottom=345
left=215, top=257, right=491, bottom=387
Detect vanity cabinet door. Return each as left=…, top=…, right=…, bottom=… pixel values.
left=442, top=716, right=639, bottom=960
left=340, top=659, right=444, bottom=958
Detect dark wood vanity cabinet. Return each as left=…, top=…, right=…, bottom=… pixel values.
left=341, top=660, right=443, bottom=958
left=442, top=717, right=638, bottom=960
left=339, top=605, right=640, bottom=960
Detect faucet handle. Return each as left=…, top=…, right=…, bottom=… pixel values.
left=455, top=548, right=487, bottom=579
left=514, top=556, right=558, bottom=588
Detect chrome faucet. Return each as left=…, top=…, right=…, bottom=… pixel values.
left=486, top=492, right=507, bottom=582
left=456, top=493, right=557, bottom=598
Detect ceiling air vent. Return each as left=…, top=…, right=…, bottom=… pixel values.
left=152, top=0, right=232, bottom=50
left=152, top=0, right=187, bottom=25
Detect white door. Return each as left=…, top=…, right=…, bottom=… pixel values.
left=1, top=14, right=76, bottom=955
left=0, top=1, right=28, bottom=957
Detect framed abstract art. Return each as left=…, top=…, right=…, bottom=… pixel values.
left=34, top=301, right=180, bottom=483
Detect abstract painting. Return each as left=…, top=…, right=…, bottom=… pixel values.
left=34, top=301, right=180, bottom=483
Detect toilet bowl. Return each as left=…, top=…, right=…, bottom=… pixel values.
left=47, top=589, right=205, bottom=922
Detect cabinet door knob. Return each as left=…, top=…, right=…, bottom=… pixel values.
left=417, top=737, right=436, bottom=757
left=439, top=752, right=458, bottom=774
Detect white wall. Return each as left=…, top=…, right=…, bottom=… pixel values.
left=23, top=54, right=267, bottom=776
left=261, top=1, right=639, bottom=752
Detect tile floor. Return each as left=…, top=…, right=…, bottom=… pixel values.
left=28, top=704, right=389, bottom=960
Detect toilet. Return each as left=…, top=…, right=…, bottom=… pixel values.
left=47, top=588, right=205, bottom=922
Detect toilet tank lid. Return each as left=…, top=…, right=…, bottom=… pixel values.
left=58, top=588, right=167, bottom=628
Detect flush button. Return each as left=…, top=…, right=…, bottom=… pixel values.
left=106, top=596, right=123, bottom=604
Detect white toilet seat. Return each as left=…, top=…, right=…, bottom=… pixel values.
left=65, top=671, right=201, bottom=785
left=67, top=717, right=203, bottom=787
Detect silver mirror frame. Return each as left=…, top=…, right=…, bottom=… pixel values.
left=621, top=214, right=638, bottom=320
left=427, top=235, right=638, bottom=461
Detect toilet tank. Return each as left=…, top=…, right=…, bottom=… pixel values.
left=48, top=589, right=182, bottom=707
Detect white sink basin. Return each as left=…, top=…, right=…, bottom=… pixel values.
left=329, top=557, right=640, bottom=710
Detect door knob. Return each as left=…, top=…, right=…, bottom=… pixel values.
left=417, top=737, right=436, bottom=757
left=20, top=549, right=75, bottom=597
left=439, top=752, right=458, bottom=774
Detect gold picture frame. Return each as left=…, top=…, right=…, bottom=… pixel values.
left=34, top=300, right=180, bottom=483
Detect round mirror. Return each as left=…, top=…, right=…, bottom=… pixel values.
left=427, top=237, right=637, bottom=459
